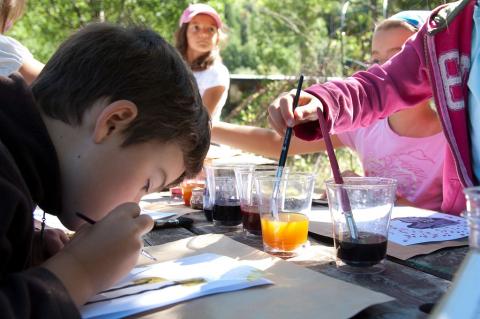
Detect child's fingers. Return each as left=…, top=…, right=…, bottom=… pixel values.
left=57, top=229, right=70, bottom=244
left=268, top=92, right=292, bottom=131
left=133, top=214, right=154, bottom=236
left=279, top=93, right=296, bottom=127
left=293, top=93, right=323, bottom=123
left=108, top=202, right=141, bottom=220
left=268, top=115, right=286, bottom=137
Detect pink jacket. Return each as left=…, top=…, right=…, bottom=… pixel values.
left=295, top=0, right=477, bottom=215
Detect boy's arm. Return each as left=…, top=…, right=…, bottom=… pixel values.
left=1, top=267, right=80, bottom=318
left=0, top=179, right=79, bottom=318
left=289, top=30, right=432, bottom=141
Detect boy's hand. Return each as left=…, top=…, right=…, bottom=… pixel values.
left=43, top=202, right=154, bottom=306
left=32, top=228, right=69, bottom=265
left=268, top=90, right=323, bottom=135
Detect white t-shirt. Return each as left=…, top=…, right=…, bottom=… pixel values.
left=193, top=61, right=230, bottom=122
left=0, top=34, right=33, bottom=76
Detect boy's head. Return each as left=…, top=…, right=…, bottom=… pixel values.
left=32, top=23, right=210, bottom=229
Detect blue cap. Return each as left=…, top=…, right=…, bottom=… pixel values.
left=388, top=10, right=430, bottom=30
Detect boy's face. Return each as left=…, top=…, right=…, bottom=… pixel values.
left=62, top=140, right=185, bottom=230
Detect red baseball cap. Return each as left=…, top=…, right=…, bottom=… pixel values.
left=179, top=4, right=223, bottom=29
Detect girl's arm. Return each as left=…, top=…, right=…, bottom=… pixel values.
left=202, top=85, right=225, bottom=116
left=268, top=28, right=431, bottom=141
left=211, top=121, right=344, bottom=159
left=19, top=57, right=44, bottom=84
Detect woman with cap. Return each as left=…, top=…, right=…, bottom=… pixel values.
left=175, top=3, right=229, bottom=122
left=212, top=11, right=449, bottom=212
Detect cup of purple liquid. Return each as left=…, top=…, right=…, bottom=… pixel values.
left=326, top=177, right=397, bottom=274
left=212, top=176, right=242, bottom=227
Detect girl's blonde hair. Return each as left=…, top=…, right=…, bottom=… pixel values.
left=374, top=19, right=417, bottom=34
left=0, top=0, right=25, bottom=33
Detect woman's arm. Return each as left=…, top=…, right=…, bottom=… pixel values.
left=202, top=85, right=225, bottom=116
left=211, top=121, right=344, bottom=159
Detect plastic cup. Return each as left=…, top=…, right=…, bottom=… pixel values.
left=464, top=187, right=480, bottom=249
left=255, top=173, right=315, bottom=258
left=325, top=177, right=397, bottom=274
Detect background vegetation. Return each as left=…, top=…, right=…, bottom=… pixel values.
left=9, top=0, right=447, bottom=189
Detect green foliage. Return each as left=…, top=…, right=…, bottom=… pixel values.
left=6, top=0, right=447, bottom=187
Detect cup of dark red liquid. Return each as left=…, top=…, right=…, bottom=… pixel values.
left=212, top=176, right=242, bottom=227
left=234, top=165, right=286, bottom=236
left=325, top=177, right=397, bottom=274
left=204, top=164, right=253, bottom=225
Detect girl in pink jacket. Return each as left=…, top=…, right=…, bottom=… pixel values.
left=268, top=0, right=478, bottom=215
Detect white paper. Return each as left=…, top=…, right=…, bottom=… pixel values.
left=389, top=207, right=468, bottom=245
left=80, top=253, right=273, bottom=319
left=140, top=209, right=176, bottom=220
left=33, top=207, right=70, bottom=232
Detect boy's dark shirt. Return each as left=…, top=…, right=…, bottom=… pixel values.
left=0, top=74, right=79, bottom=318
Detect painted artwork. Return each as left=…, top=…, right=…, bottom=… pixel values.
left=389, top=207, right=469, bottom=246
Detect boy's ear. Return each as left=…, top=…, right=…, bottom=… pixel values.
left=93, top=100, right=138, bottom=144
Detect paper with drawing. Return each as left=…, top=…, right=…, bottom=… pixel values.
left=388, top=207, right=468, bottom=245
left=81, top=253, right=272, bottom=318
left=127, top=234, right=393, bottom=319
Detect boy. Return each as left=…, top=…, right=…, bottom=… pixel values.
left=0, top=23, right=210, bottom=317
left=268, top=0, right=478, bottom=215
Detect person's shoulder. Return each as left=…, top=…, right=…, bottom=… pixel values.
left=0, top=34, right=32, bottom=57
left=210, top=61, right=229, bottom=76
left=429, top=0, right=473, bottom=35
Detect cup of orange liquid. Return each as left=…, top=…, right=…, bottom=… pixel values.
left=181, top=179, right=205, bottom=206
left=255, top=173, right=315, bottom=258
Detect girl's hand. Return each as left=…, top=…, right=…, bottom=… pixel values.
left=268, top=90, right=323, bottom=135
left=43, top=202, right=154, bottom=306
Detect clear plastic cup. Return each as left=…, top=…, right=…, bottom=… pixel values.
left=255, top=173, right=315, bottom=258
left=325, top=177, right=397, bottom=274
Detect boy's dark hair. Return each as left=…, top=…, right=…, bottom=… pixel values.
left=32, top=23, right=210, bottom=179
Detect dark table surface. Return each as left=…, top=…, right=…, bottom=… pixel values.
left=143, top=205, right=468, bottom=319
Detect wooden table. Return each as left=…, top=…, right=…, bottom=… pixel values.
left=143, top=203, right=467, bottom=319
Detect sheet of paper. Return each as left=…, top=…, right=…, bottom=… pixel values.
left=33, top=207, right=70, bottom=232
left=140, top=210, right=176, bottom=220
left=388, top=206, right=468, bottom=245
left=133, top=234, right=393, bottom=319
left=307, top=206, right=468, bottom=260
left=81, top=253, right=272, bottom=319
left=139, top=198, right=200, bottom=217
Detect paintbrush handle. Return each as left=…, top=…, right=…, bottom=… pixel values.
left=315, top=108, right=359, bottom=240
